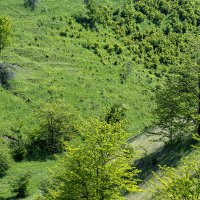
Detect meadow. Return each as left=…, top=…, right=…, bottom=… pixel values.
left=0, top=0, right=200, bottom=199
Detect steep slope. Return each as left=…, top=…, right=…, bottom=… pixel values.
left=0, top=0, right=156, bottom=136
left=0, top=0, right=200, bottom=199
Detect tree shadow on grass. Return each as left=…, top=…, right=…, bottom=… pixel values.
left=133, top=135, right=198, bottom=182
left=0, top=197, right=17, bottom=200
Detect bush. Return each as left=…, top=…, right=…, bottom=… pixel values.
left=24, top=0, right=39, bottom=10
left=0, top=63, right=13, bottom=88
left=26, top=102, right=80, bottom=159
left=102, top=103, right=127, bottom=125
left=9, top=124, right=27, bottom=162
left=0, top=16, right=12, bottom=52
left=0, top=145, right=12, bottom=178
left=152, top=147, right=200, bottom=200
left=10, top=172, right=31, bottom=198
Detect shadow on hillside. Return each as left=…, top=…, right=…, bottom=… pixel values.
left=0, top=197, right=16, bottom=200
left=133, top=135, right=198, bottom=182
left=74, top=14, right=95, bottom=29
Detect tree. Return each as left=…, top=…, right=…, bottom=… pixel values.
left=189, top=37, right=200, bottom=136
left=152, top=66, right=198, bottom=144
left=10, top=172, right=31, bottom=198
left=0, top=16, right=12, bottom=53
left=151, top=137, right=200, bottom=200
left=27, top=102, right=80, bottom=158
left=36, top=119, right=140, bottom=200
left=0, top=142, right=12, bottom=178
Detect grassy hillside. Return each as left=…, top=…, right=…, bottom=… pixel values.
left=0, top=0, right=200, bottom=199
left=0, top=0, right=156, bottom=137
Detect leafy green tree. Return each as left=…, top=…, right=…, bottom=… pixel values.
left=152, top=67, right=198, bottom=144
left=10, top=172, right=31, bottom=198
left=36, top=119, right=140, bottom=200
left=102, top=103, right=127, bottom=125
left=152, top=138, right=200, bottom=200
left=27, top=102, right=80, bottom=158
left=0, top=16, right=11, bottom=53
left=189, top=38, right=200, bottom=136
left=0, top=142, right=12, bottom=178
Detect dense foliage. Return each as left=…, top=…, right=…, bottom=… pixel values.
left=36, top=119, right=139, bottom=200
left=10, top=172, right=31, bottom=198
left=152, top=66, right=198, bottom=143
left=152, top=141, right=200, bottom=200
left=0, top=16, right=11, bottom=52
left=0, top=143, right=12, bottom=178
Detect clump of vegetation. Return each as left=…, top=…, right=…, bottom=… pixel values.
left=36, top=119, right=139, bottom=200
left=24, top=0, right=39, bottom=10
left=0, top=0, right=200, bottom=198
left=9, top=124, right=27, bottom=162
left=151, top=66, right=198, bottom=144
left=26, top=102, right=80, bottom=159
left=0, top=16, right=11, bottom=53
left=10, top=172, right=31, bottom=198
left=0, top=143, right=12, bottom=178
left=0, top=63, right=13, bottom=88
left=120, top=62, right=133, bottom=84
left=102, top=103, right=127, bottom=125
left=152, top=141, right=200, bottom=200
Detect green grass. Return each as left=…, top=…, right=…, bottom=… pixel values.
left=0, top=0, right=155, bottom=136
left=0, top=1, right=156, bottom=198
left=0, top=160, right=55, bottom=199
left=3, top=0, right=199, bottom=198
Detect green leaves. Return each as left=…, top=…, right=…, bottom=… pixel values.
left=153, top=67, right=198, bottom=143
left=152, top=153, right=200, bottom=200
left=0, top=16, right=11, bottom=52
left=37, top=119, right=140, bottom=200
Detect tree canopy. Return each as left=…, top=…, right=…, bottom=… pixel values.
left=36, top=119, right=140, bottom=200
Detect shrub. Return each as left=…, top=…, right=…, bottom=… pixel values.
left=7, top=124, right=27, bottom=162
left=10, top=172, right=31, bottom=198
left=24, top=0, right=39, bottom=10
left=152, top=142, right=200, bottom=200
left=0, top=16, right=12, bottom=52
left=102, top=103, right=127, bottom=125
left=0, top=63, right=12, bottom=88
left=26, top=102, right=80, bottom=159
left=0, top=144, right=12, bottom=178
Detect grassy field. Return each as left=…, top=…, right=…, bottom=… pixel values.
left=0, top=0, right=155, bottom=137
left=1, top=0, right=199, bottom=199
left=0, top=0, right=156, bottom=198
left=0, top=160, right=55, bottom=199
